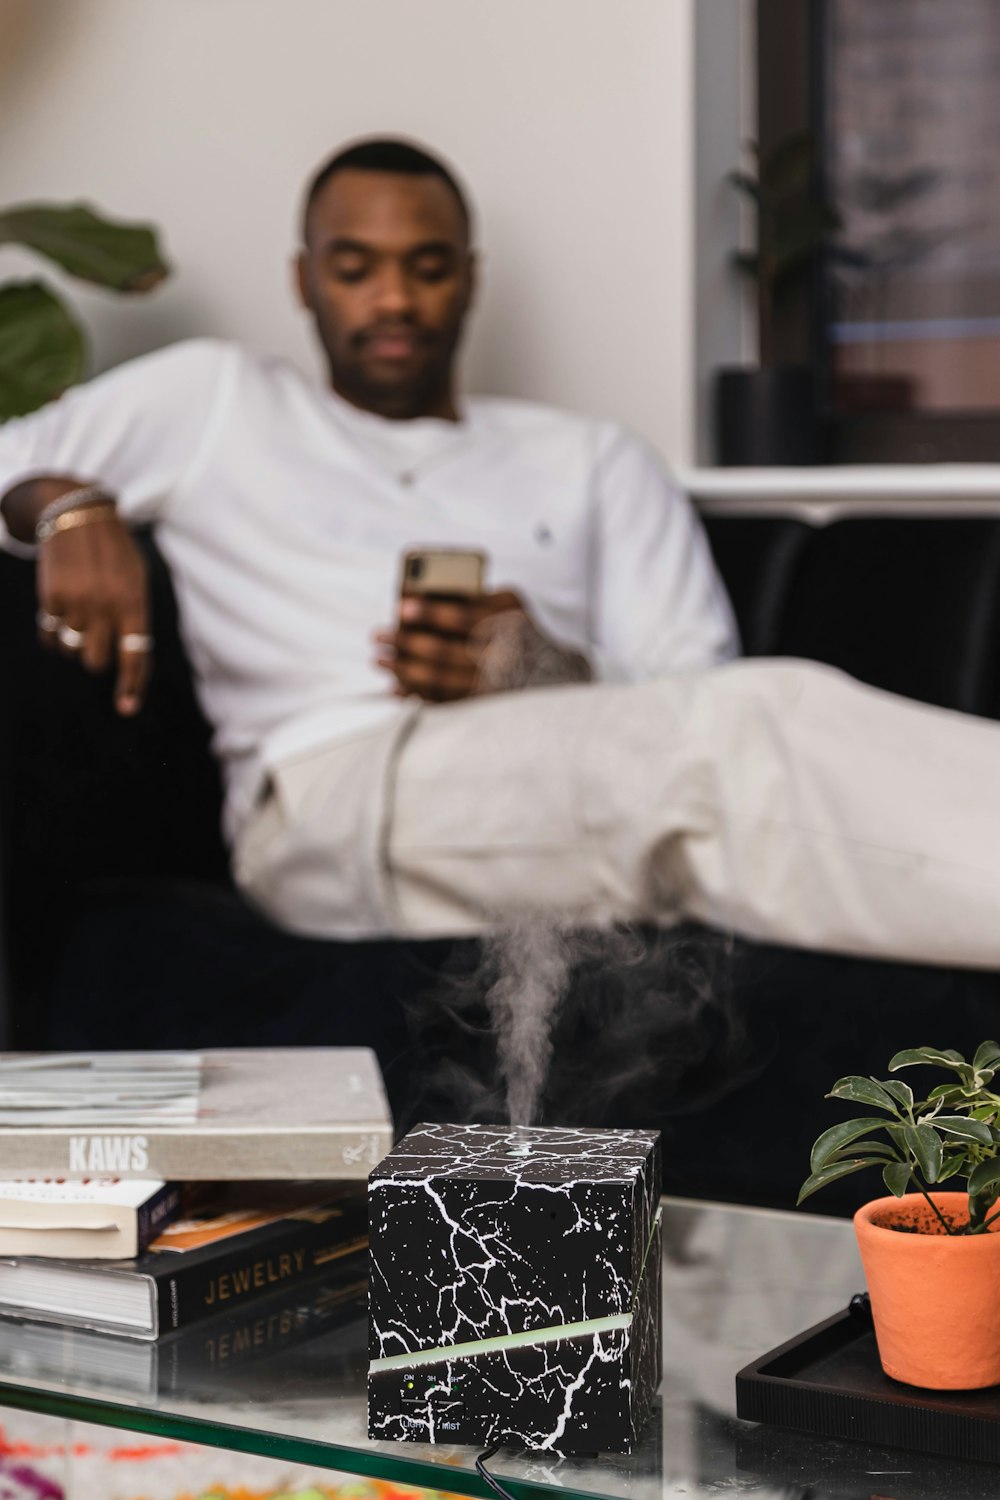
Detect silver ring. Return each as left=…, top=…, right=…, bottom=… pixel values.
left=56, top=623, right=85, bottom=650
left=120, top=633, right=154, bottom=653
left=36, top=610, right=61, bottom=634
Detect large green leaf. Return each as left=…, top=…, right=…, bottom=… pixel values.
left=973, top=1041, right=1000, bottom=1072
left=828, top=1076, right=900, bottom=1113
left=882, top=1161, right=912, bottom=1196
left=967, top=1158, right=1000, bottom=1197
left=797, top=1158, right=875, bottom=1205
left=810, top=1117, right=892, bottom=1174
left=0, top=280, right=85, bottom=420
left=826, top=1142, right=896, bottom=1163
left=889, top=1047, right=968, bottom=1073
left=904, top=1123, right=944, bottom=1183
left=927, top=1083, right=967, bottom=1105
left=880, top=1079, right=914, bottom=1113
left=932, top=1116, right=994, bottom=1145
left=0, top=202, right=168, bottom=292
left=936, top=1154, right=969, bottom=1182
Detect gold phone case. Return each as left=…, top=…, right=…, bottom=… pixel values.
left=401, top=549, right=486, bottom=598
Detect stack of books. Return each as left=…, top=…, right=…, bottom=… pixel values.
left=0, top=1048, right=390, bottom=1398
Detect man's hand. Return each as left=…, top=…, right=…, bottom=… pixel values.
left=374, top=588, right=591, bottom=703
left=37, top=509, right=152, bottom=716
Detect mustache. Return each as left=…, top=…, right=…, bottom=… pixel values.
left=352, top=320, right=436, bottom=350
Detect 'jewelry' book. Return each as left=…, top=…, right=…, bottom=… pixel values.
left=0, top=1180, right=367, bottom=1339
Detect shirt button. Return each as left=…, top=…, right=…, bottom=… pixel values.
left=399, top=470, right=416, bottom=487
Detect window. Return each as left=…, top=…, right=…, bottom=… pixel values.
left=760, top=0, right=1000, bottom=459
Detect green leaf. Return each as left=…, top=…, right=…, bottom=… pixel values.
left=932, top=1116, right=994, bottom=1145
left=889, top=1047, right=968, bottom=1072
left=936, top=1155, right=968, bottom=1182
left=881, top=1079, right=914, bottom=1113
left=757, top=129, right=817, bottom=200
left=0, top=280, right=85, bottom=420
left=826, top=1142, right=897, bottom=1163
left=904, top=1123, right=943, bottom=1183
left=883, top=1161, right=912, bottom=1196
left=797, top=1158, right=876, bottom=1205
left=828, top=1076, right=900, bottom=1113
left=972, top=1041, right=1000, bottom=1071
left=927, top=1083, right=967, bottom=1104
left=967, top=1158, right=1000, bottom=1197
left=0, top=202, right=169, bottom=292
left=727, top=170, right=762, bottom=203
left=810, top=1118, right=893, bottom=1173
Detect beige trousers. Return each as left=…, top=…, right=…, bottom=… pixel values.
left=233, top=659, right=1000, bottom=967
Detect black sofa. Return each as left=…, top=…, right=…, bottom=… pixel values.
left=4, top=500, right=1000, bottom=1215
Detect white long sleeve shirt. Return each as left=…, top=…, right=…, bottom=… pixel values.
left=0, top=339, right=738, bottom=839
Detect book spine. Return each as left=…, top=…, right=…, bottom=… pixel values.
left=154, top=1213, right=368, bottom=1335
left=136, top=1183, right=181, bottom=1255
left=0, top=1126, right=391, bottom=1180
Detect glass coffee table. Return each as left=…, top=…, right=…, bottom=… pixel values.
left=0, top=1198, right=990, bottom=1499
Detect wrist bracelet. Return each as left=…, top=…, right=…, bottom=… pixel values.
left=34, top=484, right=116, bottom=542
left=36, top=502, right=118, bottom=544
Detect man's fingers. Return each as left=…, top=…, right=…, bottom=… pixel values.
left=394, top=628, right=475, bottom=667
left=114, top=631, right=152, bottom=716
left=113, top=591, right=153, bottom=714
left=391, top=654, right=476, bottom=701
left=53, top=608, right=89, bottom=658
left=399, top=595, right=479, bottom=636
left=81, top=613, right=114, bottom=674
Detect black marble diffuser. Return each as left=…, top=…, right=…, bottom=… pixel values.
left=368, top=1122, right=662, bottom=1454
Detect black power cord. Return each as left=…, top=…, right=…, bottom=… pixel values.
left=476, top=1440, right=518, bottom=1500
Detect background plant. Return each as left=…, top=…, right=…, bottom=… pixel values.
left=728, top=130, right=840, bottom=367
left=0, top=202, right=169, bottom=422
left=799, top=1042, right=1000, bottom=1235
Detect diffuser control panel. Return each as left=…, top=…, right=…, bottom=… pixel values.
left=399, top=1373, right=465, bottom=1434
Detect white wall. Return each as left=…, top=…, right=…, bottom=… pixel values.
left=0, top=0, right=700, bottom=463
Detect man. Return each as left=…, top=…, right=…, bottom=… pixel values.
left=4, top=138, right=1000, bottom=969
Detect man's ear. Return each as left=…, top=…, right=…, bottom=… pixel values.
left=294, top=250, right=312, bottom=311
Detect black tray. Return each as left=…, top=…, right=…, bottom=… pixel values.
left=736, top=1303, right=1000, bottom=1465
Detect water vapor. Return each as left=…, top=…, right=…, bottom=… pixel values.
left=402, top=918, right=742, bottom=1134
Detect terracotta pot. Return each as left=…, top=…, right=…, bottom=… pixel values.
left=854, top=1192, right=1000, bottom=1389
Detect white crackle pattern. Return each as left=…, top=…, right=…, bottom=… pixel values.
left=367, top=1123, right=661, bottom=1454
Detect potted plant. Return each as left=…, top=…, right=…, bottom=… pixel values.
left=799, top=1042, right=1000, bottom=1390
left=716, top=131, right=839, bottom=466
left=0, top=201, right=169, bottom=420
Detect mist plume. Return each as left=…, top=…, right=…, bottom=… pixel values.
left=403, top=919, right=741, bottom=1134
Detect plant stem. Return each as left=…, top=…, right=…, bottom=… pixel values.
left=913, top=1178, right=955, bottom=1235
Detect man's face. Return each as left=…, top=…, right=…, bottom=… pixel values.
left=296, top=169, right=475, bottom=420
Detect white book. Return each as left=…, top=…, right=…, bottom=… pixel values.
left=0, top=1048, right=392, bottom=1179
left=0, top=1178, right=180, bottom=1258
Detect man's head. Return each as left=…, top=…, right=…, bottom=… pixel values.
left=296, top=138, right=476, bottom=421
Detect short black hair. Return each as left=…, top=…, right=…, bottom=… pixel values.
left=302, top=137, right=473, bottom=242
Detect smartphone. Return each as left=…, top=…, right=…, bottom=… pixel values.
left=400, top=548, right=486, bottom=600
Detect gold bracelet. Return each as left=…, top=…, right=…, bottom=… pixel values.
left=36, top=503, right=118, bottom=544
